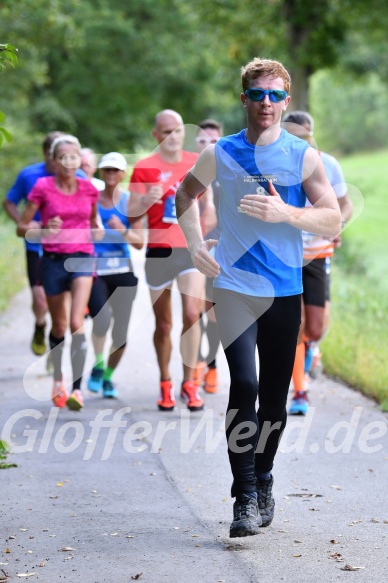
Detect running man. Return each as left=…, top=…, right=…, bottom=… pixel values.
left=80, top=147, right=105, bottom=191
left=176, top=57, right=341, bottom=537
left=128, top=109, right=216, bottom=412
left=194, top=119, right=223, bottom=394
left=3, top=132, right=64, bottom=356
left=282, top=111, right=353, bottom=415
left=87, top=152, right=144, bottom=399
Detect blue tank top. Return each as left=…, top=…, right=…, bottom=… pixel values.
left=213, top=129, right=309, bottom=297
left=94, top=191, right=131, bottom=275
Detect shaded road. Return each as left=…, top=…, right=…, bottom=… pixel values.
left=1, top=250, right=387, bottom=582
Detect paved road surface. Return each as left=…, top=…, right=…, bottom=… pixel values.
left=1, top=250, right=387, bottom=582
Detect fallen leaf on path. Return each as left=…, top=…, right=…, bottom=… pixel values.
left=224, top=544, right=243, bottom=551
left=294, top=540, right=303, bottom=543
left=38, top=562, right=46, bottom=567
left=329, top=552, right=344, bottom=562
left=56, top=482, right=63, bottom=487
left=293, top=554, right=302, bottom=558
left=330, top=540, right=339, bottom=544
left=61, top=547, right=76, bottom=552
left=340, top=564, right=365, bottom=571
left=5, top=550, right=10, bottom=554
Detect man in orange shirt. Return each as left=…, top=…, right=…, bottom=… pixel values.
left=128, top=109, right=216, bottom=412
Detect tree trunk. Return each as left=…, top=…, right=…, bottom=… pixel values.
left=288, top=65, right=310, bottom=111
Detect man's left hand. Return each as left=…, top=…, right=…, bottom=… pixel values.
left=239, top=181, right=289, bottom=223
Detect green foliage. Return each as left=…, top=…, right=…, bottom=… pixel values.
left=0, top=43, right=18, bottom=147
left=310, top=71, right=388, bottom=154
left=0, top=111, right=12, bottom=146
left=0, top=43, right=18, bottom=70
left=0, top=439, right=18, bottom=469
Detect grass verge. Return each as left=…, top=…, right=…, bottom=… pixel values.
left=0, top=217, right=26, bottom=313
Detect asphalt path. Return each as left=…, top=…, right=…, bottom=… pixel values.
left=1, top=249, right=387, bottom=583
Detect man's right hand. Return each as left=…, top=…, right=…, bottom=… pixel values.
left=190, top=239, right=220, bottom=278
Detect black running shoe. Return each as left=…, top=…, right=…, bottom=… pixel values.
left=256, top=475, right=275, bottom=527
left=229, top=494, right=262, bottom=538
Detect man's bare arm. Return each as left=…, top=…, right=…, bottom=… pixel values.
left=176, top=147, right=220, bottom=277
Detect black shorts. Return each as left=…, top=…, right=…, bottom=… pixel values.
left=325, top=257, right=331, bottom=302
left=145, top=247, right=197, bottom=290
left=302, top=257, right=328, bottom=307
left=26, top=250, right=41, bottom=288
left=40, top=252, right=95, bottom=296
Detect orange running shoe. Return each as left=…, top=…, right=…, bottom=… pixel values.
left=180, top=380, right=204, bottom=411
left=204, top=367, right=219, bottom=393
left=66, top=389, right=84, bottom=411
left=52, top=378, right=68, bottom=408
left=193, top=361, right=206, bottom=386
left=157, top=380, right=176, bottom=411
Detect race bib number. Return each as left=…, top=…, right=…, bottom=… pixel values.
left=162, top=195, right=178, bottom=224
left=96, top=256, right=130, bottom=275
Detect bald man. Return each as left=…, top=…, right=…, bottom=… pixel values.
left=128, top=110, right=216, bottom=412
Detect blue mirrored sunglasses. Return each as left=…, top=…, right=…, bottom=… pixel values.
left=245, top=88, right=287, bottom=102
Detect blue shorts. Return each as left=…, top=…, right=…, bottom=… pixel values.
left=39, top=252, right=95, bottom=296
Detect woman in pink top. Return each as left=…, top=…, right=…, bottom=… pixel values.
left=18, top=135, right=103, bottom=411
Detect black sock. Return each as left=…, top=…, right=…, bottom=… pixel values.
left=71, top=333, right=87, bottom=391
left=206, top=320, right=220, bottom=367
left=49, top=332, right=65, bottom=382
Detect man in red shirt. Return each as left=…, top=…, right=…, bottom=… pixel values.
left=128, top=109, right=216, bottom=412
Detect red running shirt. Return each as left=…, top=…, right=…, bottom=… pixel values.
left=129, top=151, right=198, bottom=248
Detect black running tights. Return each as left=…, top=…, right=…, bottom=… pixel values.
left=213, top=289, right=301, bottom=497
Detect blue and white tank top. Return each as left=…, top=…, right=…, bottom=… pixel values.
left=213, top=129, right=309, bottom=297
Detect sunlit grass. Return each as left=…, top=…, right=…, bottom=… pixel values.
left=321, top=265, right=388, bottom=406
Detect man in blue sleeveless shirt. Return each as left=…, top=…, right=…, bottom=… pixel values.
left=176, top=57, right=341, bottom=538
